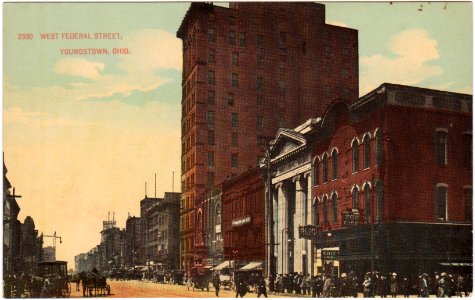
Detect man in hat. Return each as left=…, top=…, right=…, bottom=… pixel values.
left=419, top=273, right=429, bottom=297
left=390, top=273, right=398, bottom=298
left=437, top=273, right=448, bottom=297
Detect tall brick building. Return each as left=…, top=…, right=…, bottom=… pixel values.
left=177, top=2, right=358, bottom=271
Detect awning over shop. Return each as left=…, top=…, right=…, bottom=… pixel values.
left=213, top=261, right=230, bottom=270
left=240, top=261, right=263, bottom=271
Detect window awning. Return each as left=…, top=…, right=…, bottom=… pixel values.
left=239, top=261, right=263, bottom=271
left=440, top=262, right=473, bottom=266
left=213, top=261, right=230, bottom=270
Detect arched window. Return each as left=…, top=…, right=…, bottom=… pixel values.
left=331, top=149, right=338, bottom=180
left=376, top=180, right=384, bottom=223
left=313, top=198, right=319, bottom=226
left=352, top=186, right=359, bottom=209
left=322, top=195, right=328, bottom=225
left=331, top=193, right=338, bottom=224
left=363, top=134, right=371, bottom=169
left=312, top=157, right=319, bottom=186
left=364, top=184, right=371, bottom=223
left=322, top=154, right=328, bottom=183
left=352, top=139, right=359, bottom=172
left=376, top=130, right=383, bottom=166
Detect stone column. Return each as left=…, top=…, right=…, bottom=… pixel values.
left=293, top=175, right=304, bottom=273
left=305, top=171, right=313, bottom=275
left=275, top=182, right=284, bottom=275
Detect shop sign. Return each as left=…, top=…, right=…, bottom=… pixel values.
left=232, top=216, right=251, bottom=227
left=342, top=209, right=360, bottom=226
left=215, top=224, right=221, bottom=233
left=322, top=250, right=339, bottom=260
left=298, top=225, right=318, bottom=239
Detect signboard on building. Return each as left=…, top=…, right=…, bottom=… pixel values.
left=342, top=209, right=360, bottom=226
left=322, top=250, right=339, bottom=260
left=298, top=225, right=318, bottom=239
left=232, top=216, right=251, bottom=227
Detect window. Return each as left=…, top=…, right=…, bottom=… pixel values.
left=239, top=32, right=246, bottom=46
left=206, top=111, right=215, bottom=126
left=324, top=86, right=330, bottom=98
left=463, top=133, right=472, bottom=168
left=231, top=52, right=239, bottom=66
left=231, top=112, right=238, bottom=127
left=331, top=193, right=338, bottom=224
left=208, top=90, right=215, bottom=104
left=227, top=93, right=234, bottom=106
left=257, top=116, right=264, bottom=129
left=435, top=184, right=448, bottom=221
left=322, top=196, right=328, bottom=225
left=352, top=139, right=359, bottom=172
left=207, top=172, right=214, bottom=187
left=208, top=70, right=215, bottom=85
left=364, top=184, right=371, bottom=223
left=312, top=158, right=319, bottom=186
left=257, top=76, right=264, bottom=90
left=231, top=73, right=238, bottom=87
left=436, top=129, right=448, bottom=166
left=376, top=130, right=383, bottom=166
left=465, top=187, right=472, bottom=222
left=256, top=34, right=264, bottom=48
left=331, top=149, right=338, bottom=180
left=208, top=49, right=215, bottom=63
left=313, top=200, right=319, bottom=225
left=207, top=131, right=215, bottom=145
left=208, top=151, right=214, bottom=167
left=376, top=180, right=384, bottom=223
left=231, top=133, right=238, bottom=147
left=363, top=134, right=371, bottom=169
left=278, top=80, right=285, bottom=94
left=325, top=45, right=331, bottom=58
left=352, top=186, right=359, bottom=209
left=228, top=30, right=236, bottom=44
left=257, top=55, right=264, bottom=69
left=231, top=154, right=238, bottom=168
left=322, top=154, right=328, bottom=183
left=257, top=94, right=264, bottom=106
left=207, top=28, right=216, bottom=42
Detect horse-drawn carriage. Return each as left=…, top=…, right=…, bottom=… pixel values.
left=189, top=267, right=212, bottom=291
left=171, top=270, right=185, bottom=285
left=77, top=269, right=111, bottom=297
left=33, top=261, right=71, bottom=298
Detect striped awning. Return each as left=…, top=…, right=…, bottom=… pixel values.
left=240, top=261, right=263, bottom=271
left=213, top=261, right=230, bottom=270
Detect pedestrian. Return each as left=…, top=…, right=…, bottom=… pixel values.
left=390, top=273, right=398, bottom=298
left=212, top=273, right=221, bottom=297
left=323, top=275, right=332, bottom=297
left=257, top=275, right=268, bottom=298
left=401, top=276, right=410, bottom=298
left=40, top=275, right=52, bottom=298
left=419, top=273, right=429, bottom=297
left=437, top=273, right=448, bottom=297
left=363, top=273, right=372, bottom=298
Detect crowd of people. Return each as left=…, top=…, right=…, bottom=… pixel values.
left=3, top=272, right=67, bottom=298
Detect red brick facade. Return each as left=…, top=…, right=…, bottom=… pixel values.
left=311, top=84, right=472, bottom=229
left=221, top=167, right=265, bottom=264
left=177, top=2, right=358, bottom=271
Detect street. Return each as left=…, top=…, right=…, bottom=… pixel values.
left=67, top=279, right=446, bottom=298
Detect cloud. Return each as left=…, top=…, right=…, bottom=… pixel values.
left=55, top=58, right=105, bottom=79
left=3, top=107, right=46, bottom=123
left=360, top=29, right=444, bottom=94
left=118, top=29, right=182, bottom=73
left=3, top=106, right=94, bottom=128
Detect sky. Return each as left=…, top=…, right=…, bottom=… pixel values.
left=3, top=2, right=472, bottom=269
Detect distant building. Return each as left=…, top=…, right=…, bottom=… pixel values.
left=142, top=192, right=180, bottom=271
left=124, top=216, right=141, bottom=267
left=19, top=216, right=43, bottom=271
left=43, top=246, right=56, bottom=262
left=3, top=160, right=21, bottom=274
left=177, top=1, right=359, bottom=271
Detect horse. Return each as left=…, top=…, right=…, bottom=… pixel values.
left=78, top=271, right=110, bottom=297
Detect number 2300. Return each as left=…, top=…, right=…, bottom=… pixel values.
left=17, top=33, right=33, bottom=40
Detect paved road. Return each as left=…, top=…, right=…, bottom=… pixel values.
left=70, top=279, right=442, bottom=298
